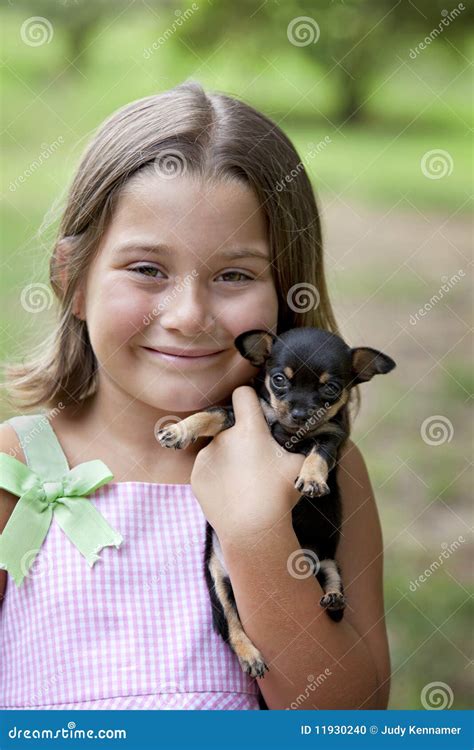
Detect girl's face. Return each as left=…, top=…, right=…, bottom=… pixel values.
left=78, top=172, right=278, bottom=414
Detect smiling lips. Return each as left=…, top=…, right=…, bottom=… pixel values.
left=142, top=346, right=225, bottom=365
left=147, top=347, right=224, bottom=357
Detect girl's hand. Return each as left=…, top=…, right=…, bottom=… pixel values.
left=190, top=386, right=305, bottom=542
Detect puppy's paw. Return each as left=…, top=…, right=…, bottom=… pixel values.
left=294, top=474, right=330, bottom=498
left=234, top=639, right=269, bottom=679
left=238, top=654, right=269, bottom=679
left=320, top=591, right=346, bottom=611
left=156, top=422, right=197, bottom=450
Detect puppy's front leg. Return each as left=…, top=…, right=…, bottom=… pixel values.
left=294, top=434, right=342, bottom=497
left=156, top=406, right=235, bottom=449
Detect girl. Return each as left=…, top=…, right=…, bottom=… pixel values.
left=0, top=81, right=390, bottom=710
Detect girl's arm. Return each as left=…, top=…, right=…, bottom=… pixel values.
left=0, top=424, right=25, bottom=604
left=218, top=438, right=390, bottom=710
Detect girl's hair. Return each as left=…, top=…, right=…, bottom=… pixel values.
left=4, top=80, right=359, bottom=424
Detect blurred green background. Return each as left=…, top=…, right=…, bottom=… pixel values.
left=1, top=0, right=472, bottom=710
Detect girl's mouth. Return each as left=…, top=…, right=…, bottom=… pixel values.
left=141, top=347, right=225, bottom=367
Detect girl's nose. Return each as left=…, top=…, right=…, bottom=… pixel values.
left=158, top=285, right=215, bottom=335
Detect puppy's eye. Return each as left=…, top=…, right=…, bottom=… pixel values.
left=271, top=373, right=286, bottom=388
left=322, top=381, right=342, bottom=398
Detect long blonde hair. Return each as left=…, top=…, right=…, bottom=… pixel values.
left=3, top=80, right=359, bottom=422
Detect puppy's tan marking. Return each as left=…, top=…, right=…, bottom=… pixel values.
left=265, top=373, right=290, bottom=420
left=323, top=389, right=349, bottom=421
left=209, top=551, right=268, bottom=678
left=283, top=366, right=294, bottom=379
left=319, top=371, right=330, bottom=384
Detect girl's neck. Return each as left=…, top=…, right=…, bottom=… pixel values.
left=52, top=387, right=210, bottom=484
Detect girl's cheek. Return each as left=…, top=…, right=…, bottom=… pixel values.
left=224, top=284, right=278, bottom=334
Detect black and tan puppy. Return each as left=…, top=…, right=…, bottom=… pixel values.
left=156, top=327, right=396, bottom=681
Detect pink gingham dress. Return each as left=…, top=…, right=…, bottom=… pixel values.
left=0, top=414, right=262, bottom=710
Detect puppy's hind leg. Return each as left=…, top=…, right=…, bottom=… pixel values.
left=316, top=558, right=346, bottom=622
left=208, top=547, right=269, bottom=679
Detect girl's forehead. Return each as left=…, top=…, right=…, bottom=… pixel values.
left=106, top=173, right=269, bottom=247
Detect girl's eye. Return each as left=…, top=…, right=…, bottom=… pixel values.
left=216, top=271, right=253, bottom=283
left=271, top=373, right=286, bottom=388
left=130, top=265, right=164, bottom=278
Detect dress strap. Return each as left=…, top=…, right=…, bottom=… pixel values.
left=1, top=414, right=122, bottom=587
left=5, top=414, right=69, bottom=482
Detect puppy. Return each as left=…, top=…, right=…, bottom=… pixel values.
left=156, top=327, right=396, bottom=682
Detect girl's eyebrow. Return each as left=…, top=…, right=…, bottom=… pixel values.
left=115, top=241, right=270, bottom=262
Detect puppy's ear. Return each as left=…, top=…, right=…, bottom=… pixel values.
left=234, top=329, right=276, bottom=368
left=350, top=347, right=396, bottom=385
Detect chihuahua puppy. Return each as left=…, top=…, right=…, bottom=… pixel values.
left=156, top=327, right=396, bottom=681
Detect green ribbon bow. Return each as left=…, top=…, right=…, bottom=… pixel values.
left=0, top=453, right=123, bottom=586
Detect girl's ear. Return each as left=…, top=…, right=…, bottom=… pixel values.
left=234, top=329, right=276, bottom=367
left=350, top=347, right=396, bottom=385
left=52, top=237, right=86, bottom=320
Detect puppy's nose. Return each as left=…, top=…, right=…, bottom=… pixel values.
left=290, top=407, right=310, bottom=423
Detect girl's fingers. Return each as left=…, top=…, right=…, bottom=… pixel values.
left=231, top=386, right=269, bottom=433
